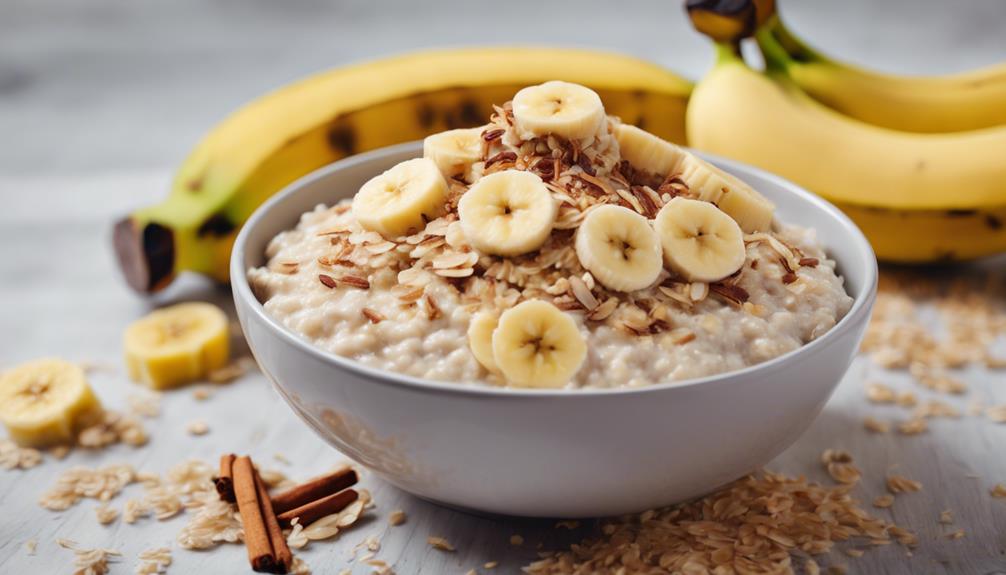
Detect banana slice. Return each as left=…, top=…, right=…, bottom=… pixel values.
left=614, top=124, right=689, bottom=177
left=491, top=300, right=587, bottom=388
left=0, top=359, right=104, bottom=447
left=124, top=302, right=230, bottom=390
left=467, top=311, right=500, bottom=372
left=457, top=170, right=557, bottom=256
left=574, top=204, right=663, bottom=292
left=677, top=154, right=775, bottom=233
left=352, top=158, right=449, bottom=238
left=423, top=127, right=485, bottom=181
left=654, top=197, right=747, bottom=283
left=511, top=81, right=606, bottom=140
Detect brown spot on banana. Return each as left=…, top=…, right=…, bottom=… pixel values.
left=197, top=214, right=236, bottom=238
left=987, top=214, right=1003, bottom=230
left=326, top=123, right=357, bottom=156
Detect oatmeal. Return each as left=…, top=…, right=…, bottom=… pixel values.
left=249, top=81, right=852, bottom=389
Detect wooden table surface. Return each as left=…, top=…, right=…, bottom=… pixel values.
left=2, top=1, right=1006, bottom=573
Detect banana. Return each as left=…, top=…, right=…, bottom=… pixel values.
left=491, top=300, right=587, bottom=388
left=654, top=197, right=746, bottom=282
left=0, top=359, right=104, bottom=448
left=511, top=81, right=606, bottom=140
left=686, top=45, right=1006, bottom=261
left=613, top=124, right=689, bottom=177
left=467, top=311, right=500, bottom=373
left=574, top=205, right=663, bottom=292
left=423, top=127, right=485, bottom=181
left=614, top=124, right=774, bottom=232
left=457, top=170, right=557, bottom=257
left=352, top=158, right=449, bottom=238
left=113, top=47, right=693, bottom=294
left=758, top=16, right=1006, bottom=134
left=124, top=302, right=230, bottom=390
left=677, top=154, right=775, bottom=233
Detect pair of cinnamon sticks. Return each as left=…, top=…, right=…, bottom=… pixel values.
left=215, top=454, right=360, bottom=574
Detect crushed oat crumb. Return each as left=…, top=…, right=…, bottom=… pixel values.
left=24, top=538, right=37, bottom=555
left=510, top=534, right=524, bottom=546
left=427, top=536, right=455, bottom=552
left=939, top=510, right=954, bottom=524
left=186, top=420, right=210, bottom=436
left=947, top=528, right=966, bottom=540
left=484, top=561, right=499, bottom=569
left=991, top=483, right=1006, bottom=498
left=1, top=439, right=42, bottom=470
left=821, top=449, right=861, bottom=484
left=865, top=382, right=896, bottom=403
left=886, top=474, right=923, bottom=494
left=872, top=494, right=895, bottom=509
left=863, top=416, right=890, bottom=433
left=136, top=547, right=172, bottom=575
left=388, top=509, right=407, bottom=526
left=191, top=388, right=213, bottom=401
left=127, top=392, right=162, bottom=418
left=897, top=418, right=928, bottom=435
left=95, top=502, right=119, bottom=525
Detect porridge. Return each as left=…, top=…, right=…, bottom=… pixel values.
left=248, top=81, right=852, bottom=389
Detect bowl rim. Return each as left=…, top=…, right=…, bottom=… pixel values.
left=232, top=141, right=878, bottom=398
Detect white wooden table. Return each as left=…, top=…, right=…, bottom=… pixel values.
left=2, top=1, right=1006, bottom=573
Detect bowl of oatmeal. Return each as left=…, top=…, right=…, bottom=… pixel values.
left=232, top=82, right=877, bottom=517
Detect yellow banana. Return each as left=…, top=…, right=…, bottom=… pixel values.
left=757, top=16, right=1006, bottom=134
left=114, top=47, right=693, bottom=293
left=686, top=45, right=1006, bottom=262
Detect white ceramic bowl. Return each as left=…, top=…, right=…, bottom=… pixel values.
left=232, top=142, right=877, bottom=518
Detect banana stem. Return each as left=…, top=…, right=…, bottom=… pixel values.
left=754, top=27, right=792, bottom=75
left=763, top=14, right=822, bottom=63
left=713, top=42, right=744, bottom=66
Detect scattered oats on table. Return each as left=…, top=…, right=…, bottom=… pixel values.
left=873, top=494, right=895, bottom=508
left=95, top=502, right=119, bottom=525
left=136, top=547, right=172, bottom=575
left=0, top=439, right=42, bottom=470
left=986, top=404, right=1006, bottom=423
left=897, top=417, right=928, bottom=435
left=57, top=539, right=121, bottom=575
left=939, top=510, right=954, bottom=524
left=991, top=483, right=1006, bottom=498
left=509, top=534, right=524, bottom=546
left=484, top=561, right=499, bottom=569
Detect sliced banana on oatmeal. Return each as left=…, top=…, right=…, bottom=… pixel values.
left=467, top=311, right=500, bottom=372
left=677, top=154, right=775, bottom=233
left=655, top=197, right=747, bottom=283
left=423, top=127, right=485, bottom=181
left=352, top=158, right=449, bottom=238
left=491, top=300, right=587, bottom=388
left=511, top=81, right=606, bottom=140
left=574, top=204, right=663, bottom=292
left=0, top=359, right=104, bottom=447
left=457, top=170, right=557, bottom=256
left=124, top=302, right=230, bottom=390
left=614, top=124, right=689, bottom=177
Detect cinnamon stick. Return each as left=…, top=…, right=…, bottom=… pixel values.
left=271, top=467, right=358, bottom=515
left=277, top=488, right=359, bottom=528
left=214, top=453, right=236, bottom=503
left=233, top=456, right=280, bottom=573
left=255, top=468, right=292, bottom=573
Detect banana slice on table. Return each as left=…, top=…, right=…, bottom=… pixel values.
left=352, top=158, right=449, bottom=238
left=467, top=311, right=500, bottom=373
left=655, top=197, right=747, bottom=283
left=511, top=81, right=606, bottom=140
left=0, top=359, right=104, bottom=447
left=124, top=302, right=230, bottom=390
left=423, top=127, right=485, bottom=181
left=677, top=154, right=775, bottom=233
left=575, top=204, right=663, bottom=292
left=491, top=300, right=587, bottom=388
left=614, top=124, right=689, bottom=177
left=457, top=170, right=557, bottom=256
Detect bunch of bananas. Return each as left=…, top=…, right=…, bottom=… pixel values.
left=685, top=0, right=1006, bottom=262
left=113, top=48, right=692, bottom=293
